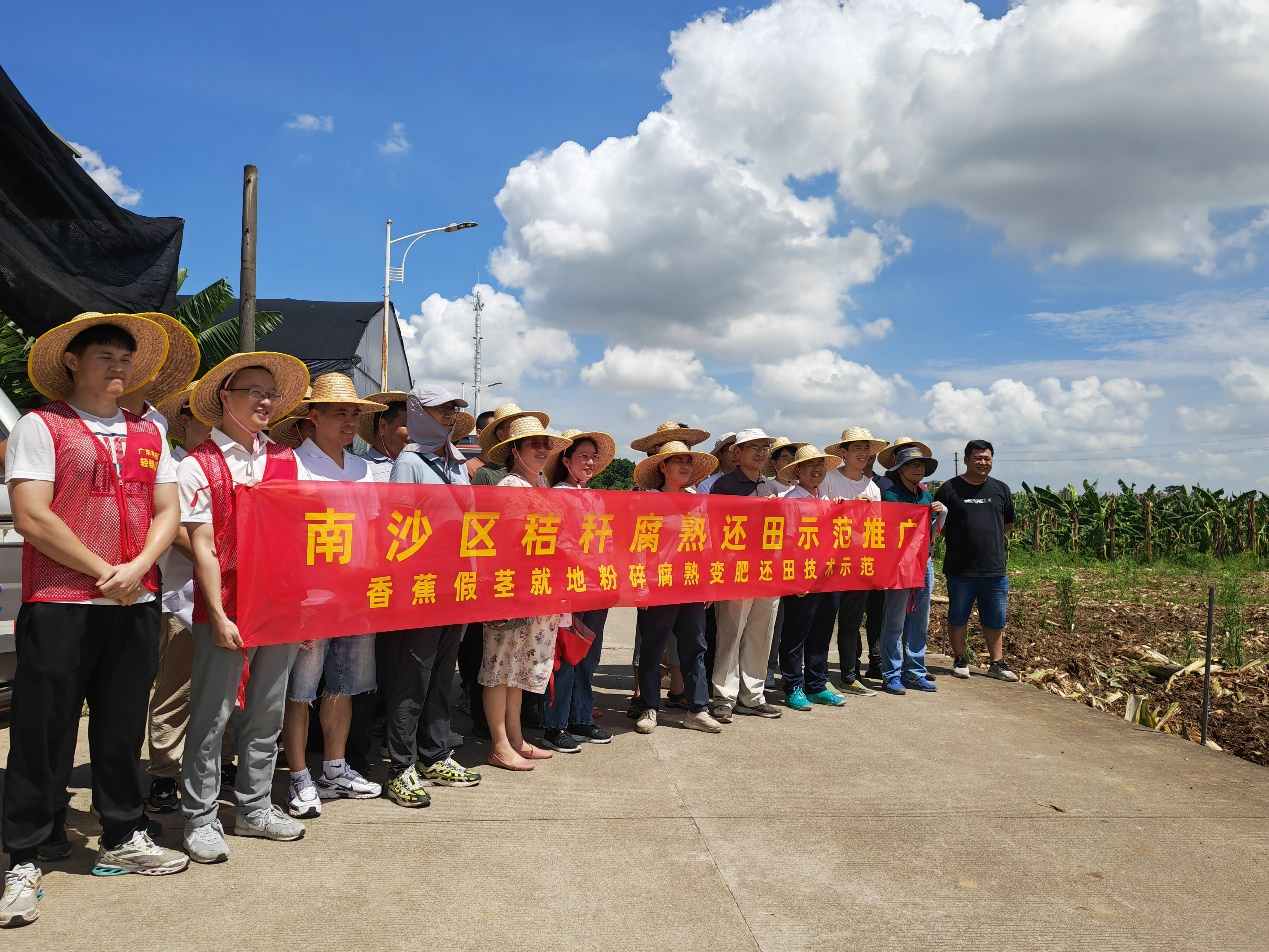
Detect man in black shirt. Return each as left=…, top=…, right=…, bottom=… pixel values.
left=933, top=440, right=1018, bottom=682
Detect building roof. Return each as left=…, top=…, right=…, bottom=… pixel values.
left=183, top=297, right=412, bottom=393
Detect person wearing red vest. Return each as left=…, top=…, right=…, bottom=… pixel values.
left=1, top=314, right=187, bottom=929
left=175, top=352, right=310, bottom=865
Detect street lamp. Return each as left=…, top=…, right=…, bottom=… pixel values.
left=382, top=219, right=477, bottom=388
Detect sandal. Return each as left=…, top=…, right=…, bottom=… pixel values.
left=665, top=692, right=690, bottom=710
left=487, top=751, right=534, bottom=771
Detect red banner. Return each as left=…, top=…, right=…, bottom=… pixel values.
left=235, top=483, right=930, bottom=646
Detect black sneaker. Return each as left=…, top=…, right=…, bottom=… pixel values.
left=37, top=824, right=71, bottom=862
left=863, top=665, right=883, bottom=681
left=220, top=761, right=237, bottom=790
left=146, top=777, right=180, bottom=814
left=626, top=695, right=643, bottom=719
left=542, top=728, right=582, bottom=753
left=568, top=723, right=613, bottom=744
left=952, top=656, right=970, bottom=678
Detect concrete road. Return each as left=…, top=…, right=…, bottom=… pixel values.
left=1, top=607, right=1266, bottom=951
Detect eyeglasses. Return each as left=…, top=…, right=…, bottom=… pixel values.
left=570, top=453, right=600, bottom=464
left=429, top=402, right=461, bottom=413
left=223, top=387, right=283, bottom=403
left=743, top=445, right=770, bottom=455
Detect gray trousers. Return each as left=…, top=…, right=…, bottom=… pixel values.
left=181, top=621, right=299, bottom=829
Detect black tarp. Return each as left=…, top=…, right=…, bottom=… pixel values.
left=0, top=64, right=183, bottom=337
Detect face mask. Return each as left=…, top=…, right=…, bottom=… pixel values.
left=402, top=394, right=463, bottom=462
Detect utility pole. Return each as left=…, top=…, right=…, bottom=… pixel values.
left=953, top=454, right=959, bottom=477
left=472, top=289, right=484, bottom=416
left=238, top=165, right=258, bottom=353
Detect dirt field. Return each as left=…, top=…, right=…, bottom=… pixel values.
left=928, top=556, right=1269, bottom=768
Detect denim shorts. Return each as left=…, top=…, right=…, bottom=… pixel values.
left=945, top=575, right=1009, bottom=631
left=288, top=632, right=377, bottom=702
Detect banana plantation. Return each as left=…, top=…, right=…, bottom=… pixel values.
left=1013, top=481, right=1267, bottom=561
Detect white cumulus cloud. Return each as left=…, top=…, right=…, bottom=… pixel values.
left=68, top=141, right=140, bottom=207
left=285, top=113, right=334, bottom=132
left=400, top=284, right=577, bottom=392
left=378, top=122, right=410, bottom=155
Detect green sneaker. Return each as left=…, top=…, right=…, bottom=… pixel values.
left=807, top=689, right=847, bottom=707
left=386, top=766, right=433, bottom=808
left=786, top=687, right=813, bottom=711
left=823, top=682, right=845, bottom=697
left=839, top=679, right=877, bottom=697
left=420, top=755, right=482, bottom=788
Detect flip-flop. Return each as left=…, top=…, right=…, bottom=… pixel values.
left=487, top=752, right=534, bottom=771
left=519, top=745, right=553, bottom=760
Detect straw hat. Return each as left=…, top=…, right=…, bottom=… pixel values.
left=629, top=421, right=710, bottom=454
left=155, top=381, right=198, bottom=441
left=877, top=436, right=933, bottom=470
left=356, top=390, right=408, bottom=444
left=135, top=312, right=200, bottom=404
left=28, top=312, right=169, bottom=401
left=268, top=412, right=311, bottom=449
left=305, top=373, right=388, bottom=414
left=762, top=437, right=811, bottom=477
left=825, top=426, right=889, bottom=460
left=632, top=440, right=718, bottom=491
left=191, top=352, right=310, bottom=427
left=488, top=415, right=571, bottom=466
left=778, top=444, right=843, bottom=481
left=478, top=402, right=551, bottom=454
left=452, top=411, right=477, bottom=442
left=545, top=428, right=617, bottom=485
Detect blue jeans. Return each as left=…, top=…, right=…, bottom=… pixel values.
left=288, top=632, right=377, bottom=702
left=946, top=575, right=1009, bottom=630
left=543, top=609, right=607, bottom=729
left=879, top=557, right=934, bottom=683
left=778, top=592, right=841, bottom=694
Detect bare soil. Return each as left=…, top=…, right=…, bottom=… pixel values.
left=928, top=568, right=1269, bottom=768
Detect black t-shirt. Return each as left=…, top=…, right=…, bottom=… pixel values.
left=934, top=476, right=1015, bottom=577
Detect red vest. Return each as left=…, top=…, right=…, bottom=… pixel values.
left=189, top=438, right=296, bottom=623
left=22, top=401, right=163, bottom=603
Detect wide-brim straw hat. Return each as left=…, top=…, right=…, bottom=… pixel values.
left=546, top=428, right=617, bottom=485
left=762, top=438, right=811, bottom=477
left=633, top=441, right=718, bottom=491
left=28, top=312, right=169, bottom=401
left=135, top=312, right=200, bottom=404
left=191, top=352, right=311, bottom=427
left=268, top=413, right=310, bottom=449
left=478, top=402, right=551, bottom=454
left=305, top=373, right=388, bottom=414
left=877, top=436, right=933, bottom=470
left=356, top=390, right=408, bottom=444
left=778, top=444, right=843, bottom=481
left=825, top=426, right=889, bottom=460
left=156, top=381, right=198, bottom=442
left=630, top=421, right=710, bottom=454
left=488, top=415, right=571, bottom=466
left=452, top=411, right=477, bottom=442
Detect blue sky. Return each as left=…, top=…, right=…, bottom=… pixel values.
left=6, top=0, right=1269, bottom=490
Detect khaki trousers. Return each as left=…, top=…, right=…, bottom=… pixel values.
left=147, top=613, right=233, bottom=779
left=711, top=596, right=779, bottom=708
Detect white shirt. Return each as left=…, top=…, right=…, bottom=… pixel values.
left=160, top=443, right=195, bottom=623
left=296, top=438, right=374, bottom=483
left=5, top=405, right=177, bottom=605
left=758, top=478, right=795, bottom=498
left=5, top=406, right=177, bottom=484
left=781, top=484, right=828, bottom=500
left=178, top=427, right=281, bottom=526
left=143, top=404, right=168, bottom=438
left=821, top=468, right=882, bottom=502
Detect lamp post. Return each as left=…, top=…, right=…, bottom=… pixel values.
left=382, top=219, right=477, bottom=388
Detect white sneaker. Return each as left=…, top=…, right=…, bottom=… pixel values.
left=0, top=863, right=41, bottom=927
left=316, top=765, right=382, bottom=800
left=952, top=656, right=971, bottom=679
left=183, top=820, right=230, bottom=864
left=683, top=710, right=723, bottom=733
left=635, top=709, right=657, bottom=734
left=288, top=778, right=322, bottom=818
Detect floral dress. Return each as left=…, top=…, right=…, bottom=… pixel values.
left=478, top=473, right=562, bottom=692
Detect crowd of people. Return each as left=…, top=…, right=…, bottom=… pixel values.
left=0, top=312, right=1018, bottom=928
